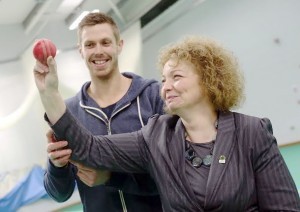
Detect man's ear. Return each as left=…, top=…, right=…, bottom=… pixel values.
left=117, top=39, right=124, bottom=55
left=78, top=43, right=83, bottom=58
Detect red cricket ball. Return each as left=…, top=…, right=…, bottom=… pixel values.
left=33, top=39, right=57, bottom=65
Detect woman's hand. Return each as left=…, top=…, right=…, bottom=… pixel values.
left=33, top=56, right=59, bottom=94
left=33, top=56, right=66, bottom=125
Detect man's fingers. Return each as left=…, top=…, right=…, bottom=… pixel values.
left=75, top=163, right=87, bottom=170
left=71, top=161, right=86, bottom=170
left=51, top=155, right=70, bottom=168
left=47, top=141, right=68, bottom=153
left=46, top=129, right=56, bottom=143
left=48, top=149, right=71, bottom=160
left=77, top=165, right=94, bottom=172
left=77, top=170, right=95, bottom=187
left=77, top=169, right=111, bottom=187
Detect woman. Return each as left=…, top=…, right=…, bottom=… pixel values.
left=34, top=36, right=300, bottom=211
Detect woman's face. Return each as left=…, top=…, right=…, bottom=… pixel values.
left=161, top=59, right=204, bottom=114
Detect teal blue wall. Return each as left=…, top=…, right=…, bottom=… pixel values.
left=279, top=143, right=300, bottom=191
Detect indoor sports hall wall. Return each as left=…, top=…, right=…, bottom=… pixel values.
left=0, top=0, right=299, bottom=211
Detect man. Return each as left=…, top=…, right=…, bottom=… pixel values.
left=43, top=12, right=164, bottom=211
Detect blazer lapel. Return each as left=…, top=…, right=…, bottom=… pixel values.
left=205, top=111, right=237, bottom=207
left=167, top=118, right=203, bottom=210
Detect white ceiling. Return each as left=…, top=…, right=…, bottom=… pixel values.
left=0, top=0, right=161, bottom=64
left=0, top=0, right=36, bottom=24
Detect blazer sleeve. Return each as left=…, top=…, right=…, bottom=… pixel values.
left=253, top=118, right=300, bottom=211
left=50, top=109, right=149, bottom=174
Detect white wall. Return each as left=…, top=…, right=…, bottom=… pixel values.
left=141, top=0, right=300, bottom=145
left=0, top=50, right=48, bottom=172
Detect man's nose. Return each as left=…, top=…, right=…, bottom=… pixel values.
left=94, top=43, right=103, bottom=53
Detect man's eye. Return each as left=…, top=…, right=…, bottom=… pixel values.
left=103, top=41, right=111, bottom=46
left=85, top=43, right=93, bottom=47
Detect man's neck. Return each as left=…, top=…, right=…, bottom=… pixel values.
left=88, top=72, right=132, bottom=108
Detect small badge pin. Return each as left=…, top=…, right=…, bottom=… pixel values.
left=219, top=155, right=226, bottom=164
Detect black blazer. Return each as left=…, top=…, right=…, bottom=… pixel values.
left=51, top=110, right=300, bottom=211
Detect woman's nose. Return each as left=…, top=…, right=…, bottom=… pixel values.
left=162, top=80, right=172, bottom=91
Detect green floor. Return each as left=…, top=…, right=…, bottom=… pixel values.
left=57, top=204, right=83, bottom=212
left=59, top=143, right=300, bottom=212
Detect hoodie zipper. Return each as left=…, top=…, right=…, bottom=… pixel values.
left=108, top=104, right=130, bottom=212
left=82, top=102, right=131, bottom=212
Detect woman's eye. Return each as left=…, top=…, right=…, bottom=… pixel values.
left=174, top=75, right=181, bottom=79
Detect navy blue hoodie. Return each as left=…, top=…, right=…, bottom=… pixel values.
left=44, top=72, right=164, bottom=212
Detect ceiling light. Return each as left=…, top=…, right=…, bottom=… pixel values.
left=57, top=0, right=84, bottom=13
left=68, top=11, right=89, bottom=30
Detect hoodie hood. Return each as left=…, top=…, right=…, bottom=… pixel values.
left=78, top=72, right=159, bottom=108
